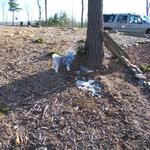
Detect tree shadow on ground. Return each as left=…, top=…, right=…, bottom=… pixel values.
left=0, top=69, right=75, bottom=110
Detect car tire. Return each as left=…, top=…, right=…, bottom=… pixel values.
left=104, top=27, right=113, bottom=31
left=104, top=27, right=117, bottom=33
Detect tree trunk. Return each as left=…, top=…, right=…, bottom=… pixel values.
left=25, top=5, right=30, bottom=23
left=45, top=0, right=48, bottom=26
left=12, top=11, right=14, bottom=26
left=37, top=0, right=41, bottom=24
left=3, top=3, right=5, bottom=23
left=81, top=0, right=84, bottom=28
left=86, top=0, right=104, bottom=68
left=71, top=1, right=74, bottom=27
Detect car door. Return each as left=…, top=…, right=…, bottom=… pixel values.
left=126, top=15, right=145, bottom=35
left=103, top=14, right=117, bottom=31
left=115, top=14, right=128, bottom=32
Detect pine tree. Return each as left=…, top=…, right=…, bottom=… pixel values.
left=8, top=0, right=21, bottom=25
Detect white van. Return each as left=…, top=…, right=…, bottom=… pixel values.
left=103, top=13, right=150, bottom=37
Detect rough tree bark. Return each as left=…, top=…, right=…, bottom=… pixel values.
left=86, top=0, right=104, bottom=68
left=81, top=0, right=84, bottom=28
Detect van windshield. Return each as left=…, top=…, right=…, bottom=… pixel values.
left=141, top=15, right=150, bottom=23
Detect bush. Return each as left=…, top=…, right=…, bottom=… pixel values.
left=47, top=11, right=71, bottom=27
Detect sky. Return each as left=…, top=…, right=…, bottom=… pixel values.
left=0, top=0, right=149, bottom=22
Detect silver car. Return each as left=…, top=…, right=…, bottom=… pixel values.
left=103, top=13, right=150, bottom=37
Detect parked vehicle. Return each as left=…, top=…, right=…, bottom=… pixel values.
left=103, top=13, right=150, bottom=37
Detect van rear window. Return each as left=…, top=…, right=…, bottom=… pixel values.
left=104, top=15, right=116, bottom=23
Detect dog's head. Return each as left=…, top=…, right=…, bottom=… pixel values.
left=64, top=51, right=75, bottom=71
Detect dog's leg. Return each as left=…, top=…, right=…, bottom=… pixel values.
left=55, top=64, right=59, bottom=73
left=66, top=64, right=70, bottom=71
left=52, top=54, right=62, bottom=73
left=52, top=61, right=55, bottom=69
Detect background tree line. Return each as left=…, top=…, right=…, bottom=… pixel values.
left=7, top=0, right=86, bottom=28
left=39, top=11, right=87, bottom=27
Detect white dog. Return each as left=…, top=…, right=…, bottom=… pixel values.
left=52, top=50, right=75, bottom=73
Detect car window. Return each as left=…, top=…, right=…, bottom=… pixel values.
left=128, top=15, right=142, bottom=24
left=104, top=15, right=116, bottom=23
left=141, top=15, right=150, bottom=23
left=117, top=15, right=128, bottom=23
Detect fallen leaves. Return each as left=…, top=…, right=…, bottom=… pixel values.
left=15, top=134, right=20, bottom=145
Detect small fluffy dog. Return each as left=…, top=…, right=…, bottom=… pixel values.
left=52, top=51, right=75, bottom=73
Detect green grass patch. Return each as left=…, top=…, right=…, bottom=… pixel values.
left=140, top=64, right=150, bottom=72
left=32, top=38, right=43, bottom=43
left=0, top=103, right=10, bottom=119
left=77, top=39, right=85, bottom=44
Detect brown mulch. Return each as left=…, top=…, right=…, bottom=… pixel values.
left=111, top=33, right=150, bottom=80
left=0, top=27, right=150, bottom=149
left=126, top=43, right=150, bottom=79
